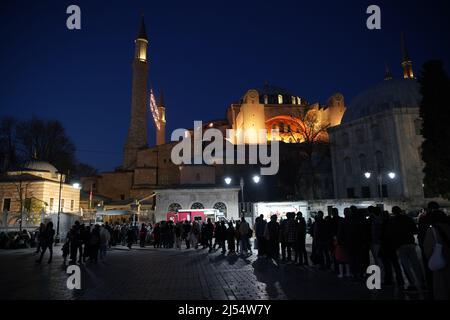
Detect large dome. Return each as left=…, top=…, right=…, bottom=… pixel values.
left=24, top=161, right=58, bottom=173
left=343, top=78, right=422, bottom=123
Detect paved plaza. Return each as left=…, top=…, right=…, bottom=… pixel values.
left=0, top=244, right=427, bottom=300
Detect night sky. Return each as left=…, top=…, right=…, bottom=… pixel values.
left=1, top=0, right=450, bottom=172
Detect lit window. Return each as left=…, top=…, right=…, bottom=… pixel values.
left=264, top=95, right=268, bottom=104
left=278, top=94, right=283, bottom=104
left=291, top=96, right=296, bottom=104
left=297, top=97, right=301, bottom=105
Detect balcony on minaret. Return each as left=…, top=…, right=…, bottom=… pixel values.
left=135, top=39, right=148, bottom=62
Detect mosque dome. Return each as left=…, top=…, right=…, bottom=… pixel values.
left=343, top=78, right=422, bottom=123
left=24, top=161, right=58, bottom=173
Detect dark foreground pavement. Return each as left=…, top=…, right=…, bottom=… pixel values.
left=0, top=245, right=428, bottom=300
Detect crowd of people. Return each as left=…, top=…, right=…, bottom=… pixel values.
left=32, top=201, right=450, bottom=300
left=252, top=201, right=450, bottom=299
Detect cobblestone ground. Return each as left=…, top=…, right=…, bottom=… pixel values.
left=0, top=243, right=427, bottom=300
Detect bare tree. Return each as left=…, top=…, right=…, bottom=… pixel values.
left=287, top=109, right=331, bottom=199
left=0, top=117, right=18, bottom=172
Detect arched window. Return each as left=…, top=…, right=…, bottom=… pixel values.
left=168, top=203, right=182, bottom=212
left=344, top=157, right=352, bottom=174
left=264, top=95, right=268, bottom=104
left=213, top=202, right=227, bottom=216
left=359, top=154, right=367, bottom=171
left=375, top=151, right=384, bottom=170
left=291, top=96, right=296, bottom=104
left=278, top=94, right=283, bottom=104
left=191, top=202, right=204, bottom=209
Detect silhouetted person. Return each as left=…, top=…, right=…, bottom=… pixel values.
left=139, top=223, right=147, bottom=248
left=379, top=210, right=405, bottom=288
left=424, top=209, right=450, bottom=300
left=266, top=214, right=280, bottom=260
left=182, top=220, right=191, bottom=249
left=126, top=225, right=134, bottom=249
left=90, top=225, right=100, bottom=263
left=313, top=211, right=331, bottom=269
left=255, top=215, right=267, bottom=257
left=386, top=206, right=425, bottom=290
left=69, top=221, right=82, bottom=264
left=419, top=201, right=439, bottom=293
left=36, top=221, right=55, bottom=264
left=35, top=223, right=45, bottom=253
left=227, top=221, right=236, bottom=254
left=239, top=217, right=250, bottom=255
left=282, top=212, right=298, bottom=263
left=204, top=218, right=214, bottom=252
left=295, top=212, right=308, bottom=266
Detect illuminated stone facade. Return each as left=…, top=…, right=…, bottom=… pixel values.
left=227, top=86, right=345, bottom=144
left=0, top=161, right=80, bottom=225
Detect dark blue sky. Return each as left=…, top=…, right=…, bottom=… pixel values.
left=1, top=0, right=449, bottom=172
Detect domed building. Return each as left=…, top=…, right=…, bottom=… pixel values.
left=0, top=161, right=81, bottom=227
left=328, top=56, right=425, bottom=202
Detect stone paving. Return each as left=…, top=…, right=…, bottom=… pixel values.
left=0, top=244, right=427, bottom=300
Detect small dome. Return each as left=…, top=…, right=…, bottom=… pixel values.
left=24, top=161, right=58, bottom=173
left=343, top=78, right=421, bottom=123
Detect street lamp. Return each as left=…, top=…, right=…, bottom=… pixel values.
left=72, top=182, right=80, bottom=189
left=363, top=170, right=396, bottom=203
left=224, top=176, right=261, bottom=217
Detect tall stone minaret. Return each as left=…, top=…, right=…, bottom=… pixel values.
left=123, top=17, right=149, bottom=169
left=401, top=32, right=414, bottom=79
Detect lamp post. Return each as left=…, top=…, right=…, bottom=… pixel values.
left=364, top=170, right=396, bottom=203
left=224, top=175, right=260, bottom=218
left=55, top=172, right=63, bottom=243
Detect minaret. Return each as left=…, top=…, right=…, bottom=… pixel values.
left=384, top=63, right=393, bottom=80
left=123, top=17, right=149, bottom=169
left=401, top=33, right=414, bottom=79
left=156, top=90, right=166, bottom=145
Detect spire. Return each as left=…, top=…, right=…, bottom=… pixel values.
left=400, top=32, right=414, bottom=79
left=384, top=63, right=392, bottom=80
left=137, top=15, right=148, bottom=40
left=401, top=32, right=409, bottom=61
